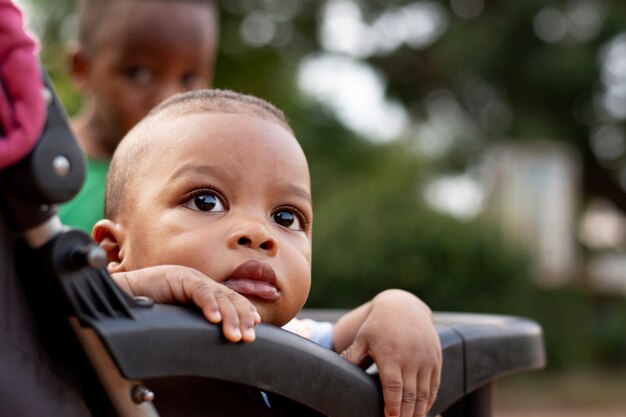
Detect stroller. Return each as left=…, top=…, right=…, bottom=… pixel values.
left=0, top=5, right=545, bottom=416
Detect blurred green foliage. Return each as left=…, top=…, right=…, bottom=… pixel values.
left=25, top=0, right=626, bottom=369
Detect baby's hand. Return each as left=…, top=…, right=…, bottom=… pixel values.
left=110, top=265, right=261, bottom=343
left=340, top=290, right=442, bottom=417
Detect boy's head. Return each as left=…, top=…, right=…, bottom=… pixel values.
left=71, top=0, right=219, bottom=153
left=93, top=90, right=313, bottom=326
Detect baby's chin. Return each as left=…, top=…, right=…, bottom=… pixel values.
left=252, top=302, right=293, bottom=327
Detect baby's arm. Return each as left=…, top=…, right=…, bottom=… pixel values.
left=110, top=265, right=261, bottom=343
left=334, top=289, right=442, bottom=417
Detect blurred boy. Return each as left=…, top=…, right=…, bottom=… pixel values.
left=60, top=0, right=218, bottom=231
left=93, top=89, right=442, bottom=417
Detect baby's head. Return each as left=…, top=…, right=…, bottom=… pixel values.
left=71, top=0, right=219, bottom=151
left=93, top=90, right=313, bottom=326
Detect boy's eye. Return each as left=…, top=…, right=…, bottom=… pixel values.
left=273, top=209, right=304, bottom=231
left=126, top=67, right=151, bottom=85
left=184, top=193, right=225, bottom=212
left=181, top=72, right=201, bottom=89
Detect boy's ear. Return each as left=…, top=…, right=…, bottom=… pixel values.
left=68, top=46, right=91, bottom=92
left=92, top=219, right=126, bottom=273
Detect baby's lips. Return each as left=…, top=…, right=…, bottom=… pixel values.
left=223, top=278, right=280, bottom=301
left=225, top=259, right=280, bottom=301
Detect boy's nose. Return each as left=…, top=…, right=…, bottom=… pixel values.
left=154, top=83, right=186, bottom=107
left=227, top=222, right=278, bottom=256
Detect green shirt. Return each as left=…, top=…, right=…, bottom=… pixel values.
left=59, top=158, right=110, bottom=233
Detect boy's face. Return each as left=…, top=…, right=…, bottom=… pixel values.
left=110, top=112, right=312, bottom=326
left=73, top=0, right=217, bottom=147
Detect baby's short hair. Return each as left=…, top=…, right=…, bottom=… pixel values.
left=105, top=89, right=293, bottom=220
left=76, top=0, right=216, bottom=53
left=147, top=89, right=293, bottom=133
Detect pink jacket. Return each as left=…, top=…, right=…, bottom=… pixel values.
left=0, top=0, right=45, bottom=168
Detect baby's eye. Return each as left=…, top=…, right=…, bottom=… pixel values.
left=184, top=192, right=225, bottom=212
left=126, top=66, right=151, bottom=85
left=272, top=209, right=304, bottom=231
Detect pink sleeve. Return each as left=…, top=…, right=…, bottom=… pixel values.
left=0, top=0, right=46, bottom=169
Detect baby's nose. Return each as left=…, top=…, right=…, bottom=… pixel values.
left=227, top=222, right=278, bottom=256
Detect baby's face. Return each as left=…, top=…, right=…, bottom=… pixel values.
left=81, top=0, right=217, bottom=144
left=118, top=112, right=313, bottom=326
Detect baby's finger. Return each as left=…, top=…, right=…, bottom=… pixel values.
left=191, top=284, right=223, bottom=323
left=412, top=370, right=432, bottom=417
left=426, top=367, right=440, bottom=412
left=340, top=337, right=370, bottom=366
left=398, top=370, right=418, bottom=417
left=214, top=291, right=243, bottom=342
left=378, top=364, right=403, bottom=417
left=229, top=293, right=260, bottom=343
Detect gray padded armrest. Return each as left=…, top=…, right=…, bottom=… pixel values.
left=87, top=305, right=545, bottom=417
left=434, top=313, right=545, bottom=396
left=92, top=304, right=383, bottom=417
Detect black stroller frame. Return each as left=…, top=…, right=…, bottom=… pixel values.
left=0, top=76, right=546, bottom=417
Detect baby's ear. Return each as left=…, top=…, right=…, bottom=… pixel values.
left=92, top=219, right=126, bottom=273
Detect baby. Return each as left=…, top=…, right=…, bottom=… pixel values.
left=93, top=89, right=441, bottom=417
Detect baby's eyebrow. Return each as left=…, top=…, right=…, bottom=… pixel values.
left=169, top=164, right=224, bottom=182
left=284, top=185, right=312, bottom=204
left=169, top=164, right=312, bottom=203
left=291, top=187, right=313, bottom=203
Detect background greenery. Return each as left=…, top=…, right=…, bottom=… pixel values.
left=23, top=0, right=626, bottom=370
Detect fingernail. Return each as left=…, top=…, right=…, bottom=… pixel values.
left=243, top=328, right=256, bottom=341
left=207, top=310, right=222, bottom=323
left=232, top=328, right=242, bottom=340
